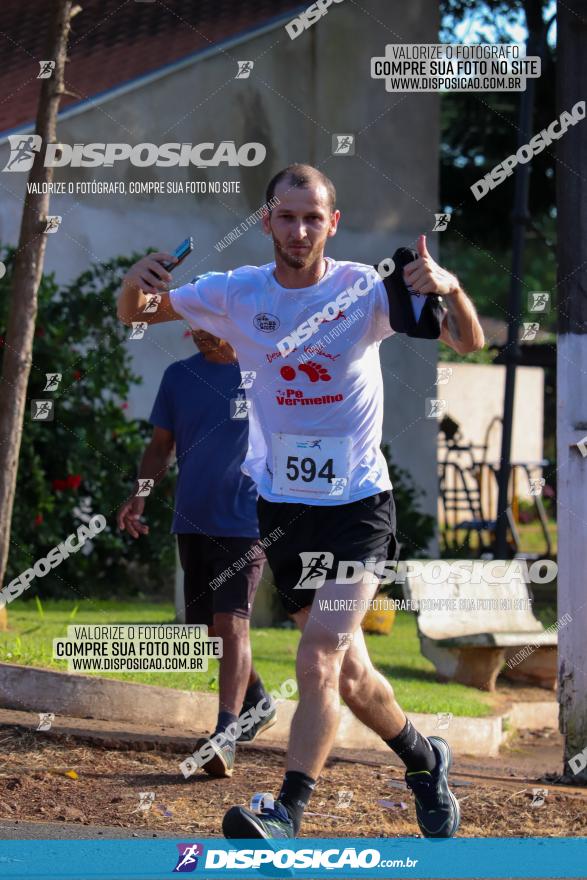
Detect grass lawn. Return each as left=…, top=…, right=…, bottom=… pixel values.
left=0, top=599, right=495, bottom=718
left=448, top=519, right=557, bottom=558
left=517, top=519, right=557, bottom=556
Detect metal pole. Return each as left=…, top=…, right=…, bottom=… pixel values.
left=556, top=0, right=587, bottom=783
left=493, top=32, right=541, bottom=558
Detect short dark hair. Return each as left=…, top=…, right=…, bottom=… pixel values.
left=265, top=164, right=336, bottom=212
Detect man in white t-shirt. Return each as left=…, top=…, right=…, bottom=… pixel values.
left=117, top=164, right=484, bottom=840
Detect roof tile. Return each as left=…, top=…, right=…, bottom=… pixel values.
left=0, top=0, right=303, bottom=134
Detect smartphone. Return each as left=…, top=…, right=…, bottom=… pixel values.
left=160, top=237, right=193, bottom=272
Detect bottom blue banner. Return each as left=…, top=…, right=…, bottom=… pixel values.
left=0, top=837, right=585, bottom=879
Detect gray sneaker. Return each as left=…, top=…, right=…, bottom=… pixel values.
left=194, top=735, right=235, bottom=778
left=223, top=800, right=295, bottom=839
left=404, top=736, right=461, bottom=838
left=237, top=698, right=277, bottom=743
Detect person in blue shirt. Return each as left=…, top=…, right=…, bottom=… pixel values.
left=117, top=329, right=276, bottom=778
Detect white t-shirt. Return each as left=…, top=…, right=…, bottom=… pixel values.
left=170, top=258, right=409, bottom=506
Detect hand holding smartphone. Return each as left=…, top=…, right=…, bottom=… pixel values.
left=121, top=238, right=195, bottom=300
left=160, top=237, right=194, bottom=272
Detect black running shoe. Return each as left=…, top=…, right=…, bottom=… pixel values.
left=194, top=735, right=235, bottom=778
left=404, top=736, right=460, bottom=838
left=223, top=800, right=294, bottom=839
left=237, top=698, right=277, bottom=743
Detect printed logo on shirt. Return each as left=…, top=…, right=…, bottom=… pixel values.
left=253, top=312, right=281, bottom=332
left=266, top=343, right=341, bottom=366
left=279, top=362, right=332, bottom=383
left=275, top=358, right=340, bottom=405
left=276, top=388, right=344, bottom=406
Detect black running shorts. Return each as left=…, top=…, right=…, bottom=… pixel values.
left=176, top=534, right=265, bottom=627
left=257, top=491, right=397, bottom=615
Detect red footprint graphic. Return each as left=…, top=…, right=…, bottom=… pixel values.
left=299, top=361, right=331, bottom=383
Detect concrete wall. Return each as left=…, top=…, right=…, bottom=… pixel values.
left=0, top=0, right=441, bottom=551
left=436, top=362, right=545, bottom=516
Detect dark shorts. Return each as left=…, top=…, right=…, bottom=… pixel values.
left=176, top=534, right=265, bottom=627
left=257, top=490, right=397, bottom=615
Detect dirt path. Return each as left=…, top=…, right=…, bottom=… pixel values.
left=0, top=722, right=585, bottom=839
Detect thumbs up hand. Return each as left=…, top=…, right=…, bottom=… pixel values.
left=416, top=233, right=431, bottom=260
left=403, top=234, right=460, bottom=297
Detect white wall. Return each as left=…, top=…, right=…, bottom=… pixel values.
left=436, top=362, right=545, bottom=512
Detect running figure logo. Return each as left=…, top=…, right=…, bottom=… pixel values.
left=3, top=135, right=42, bottom=172
left=136, top=479, right=154, bottom=497
left=235, top=60, right=254, bottom=79
left=530, top=788, right=548, bottom=808
left=129, top=322, right=148, bottom=340
left=529, top=292, right=549, bottom=312
left=529, top=477, right=545, bottom=496
left=336, top=633, right=353, bottom=651
left=38, top=60, right=55, bottom=78
left=293, top=552, right=334, bottom=589
left=521, top=322, right=539, bottom=341
left=332, top=134, right=355, bottom=155
left=133, top=792, right=155, bottom=813
left=433, top=213, right=451, bottom=232
left=31, top=400, right=54, bottom=421
left=296, top=439, right=322, bottom=450
left=436, top=367, right=453, bottom=386
left=173, top=843, right=204, bottom=872
left=37, top=712, right=55, bottom=731
left=238, top=371, right=256, bottom=389
left=436, top=712, right=453, bottom=731
left=336, top=790, right=354, bottom=809
left=143, top=294, right=161, bottom=314
left=44, top=216, right=62, bottom=234
left=231, top=397, right=251, bottom=420
left=329, top=477, right=348, bottom=497
left=43, top=373, right=62, bottom=391
left=426, top=398, right=447, bottom=418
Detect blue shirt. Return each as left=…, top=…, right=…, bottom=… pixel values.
left=149, top=353, right=259, bottom=537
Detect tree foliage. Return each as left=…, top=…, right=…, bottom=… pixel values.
left=0, top=248, right=175, bottom=599
left=438, top=0, right=557, bottom=323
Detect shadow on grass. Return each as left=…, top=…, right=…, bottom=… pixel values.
left=375, top=663, right=440, bottom=684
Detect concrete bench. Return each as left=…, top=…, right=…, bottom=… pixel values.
left=403, top=561, right=557, bottom=691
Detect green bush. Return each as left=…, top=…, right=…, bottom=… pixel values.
left=0, top=247, right=175, bottom=599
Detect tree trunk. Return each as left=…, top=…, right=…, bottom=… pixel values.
left=556, top=0, right=587, bottom=782
left=0, top=0, right=73, bottom=586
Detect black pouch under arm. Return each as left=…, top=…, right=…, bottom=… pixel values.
left=375, top=247, right=446, bottom=339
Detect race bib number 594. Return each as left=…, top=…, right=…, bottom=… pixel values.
left=271, top=434, right=351, bottom=500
